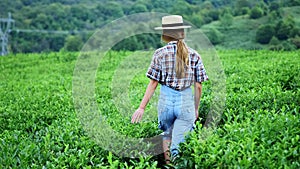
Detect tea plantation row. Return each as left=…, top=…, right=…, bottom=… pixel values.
left=0, top=50, right=299, bottom=168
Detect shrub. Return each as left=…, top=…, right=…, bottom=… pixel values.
left=269, top=44, right=284, bottom=51
left=190, top=14, right=204, bottom=28
left=250, top=7, right=264, bottom=19
left=275, top=21, right=292, bottom=40
left=207, top=9, right=220, bottom=21
left=256, top=24, right=276, bottom=44
left=269, top=2, right=280, bottom=11
left=290, top=36, right=300, bottom=49
left=282, top=41, right=296, bottom=51
left=268, top=36, right=282, bottom=51
left=235, top=0, right=252, bottom=15
left=219, top=12, right=233, bottom=29
left=64, top=35, right=83, bottom=51
left=289, top=27, right=300, bottom=38
left=205, top=28, right=224, bottom=45
left=241, top=7, right=250, bottom=15
left=177, top=111, right=300, bottom=168
left=269, top=36, right=280, bottom=46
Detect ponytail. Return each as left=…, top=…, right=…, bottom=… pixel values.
left=176, top=39, right=188, bottom=78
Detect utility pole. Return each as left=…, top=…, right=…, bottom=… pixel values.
left=0, top=13, right=14, bottom=56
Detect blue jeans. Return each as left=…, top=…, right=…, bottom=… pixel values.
left=158, top=85, right=196, bottom=157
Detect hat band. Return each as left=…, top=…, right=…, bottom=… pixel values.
left=162, top=23, right=184, bottom=28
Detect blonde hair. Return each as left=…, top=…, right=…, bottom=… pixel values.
left=162, top=29, right=189, bottom=78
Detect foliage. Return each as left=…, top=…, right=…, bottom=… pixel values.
left=0, top=0, right=300, bottom=53
left=0, top=50, right=299, bottom=168
left=235, top=0, right=252, bottom=11
left=268, top=36, right=283, bottom=51
left=276, top=20, right=294, bottom=40
left=64, top=35, right=83, bottom=52
left=269, top=36, right=280, bottom=46
left=250, top=6, right=264, bottom=19
left=281, top=41, right=297, bottom=51
left=290, top=35, right=300, bottom=49
left=256, top=24, right=276, bottom=44
left=286, top=0, right=300, bottom=6
left=204, top=28, right=224, bottom=45
left=269, top=1, right=280, bottom=11
left=175, top=49, right=300, bottom=168
left=219, top=12, right=233, bottom=29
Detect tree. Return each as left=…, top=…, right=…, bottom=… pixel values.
left=205, top=28, right=224, bottom=45
left=189, top=14, right=204, bottom=28
left=50, top=34, right=66, bottom=51
left=235, top=0, right=251, bottom=9
left=250, top=7, right=264, bottom=19
left=64, top=35, right=83, bottom=51
left=202, top=1, right=214, bottom=10
left=282, top=41, right=296, bottom=51
left=33, top=13, right=49, bottom=29
left=241, top=7, right=250, bottom=15
left=70, top=5, right=89, bottom=21
left=130, top=3, right=148, bottom=14
left=275, top=19, right=294, bottom=40
left=207, top=9, right=220, bottom=21
left=269, top=2, right=280, bottom=11
left=290, top=36, right=300, bottom=49
left=290, top=27, right=300, bottom=38
left=256, top=24, right=275, bottom=44
left=220, top=12, right=233, bottom=29
left=269, top=36, right=283, bottom=50
left=268, top=36, right=282, bottom=51
left=112, top=36, right=142, bottom=51
left=286, top=0, right=300, bottom=6
left=171, top=1, right=193, bottom=16
left=269, top=36, right=280, bottom=46
left=234, top=0, right=251, bottom=15
left=96, top=2, right=123, bottom=20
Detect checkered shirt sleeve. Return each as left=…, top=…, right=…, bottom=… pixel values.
left=146, top=50, right=162, bottom=82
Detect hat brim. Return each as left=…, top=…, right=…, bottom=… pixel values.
left=154, top=25, right=191, bottom=30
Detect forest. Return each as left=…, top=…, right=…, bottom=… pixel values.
left=0, top=0, right=300, bottom=53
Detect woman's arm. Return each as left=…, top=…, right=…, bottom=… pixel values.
left=194, top=82, right=202, bottom=119
left=131, top=79, right=158, bottom=123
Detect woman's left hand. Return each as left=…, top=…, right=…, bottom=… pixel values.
left=131, top=108, right=145, bottom=123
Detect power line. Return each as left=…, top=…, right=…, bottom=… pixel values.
left=1, top=12, right=95, bottom=56
left=13, top=29, right=94, bottom=34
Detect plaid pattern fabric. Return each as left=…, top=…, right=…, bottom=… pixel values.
left=146, top=41, right=208, bottom=91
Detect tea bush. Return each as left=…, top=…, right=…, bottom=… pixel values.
left=0, top=50, right=299, bottom=168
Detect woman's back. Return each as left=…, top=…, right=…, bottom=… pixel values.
left=147, top=41, right=208, bottom=91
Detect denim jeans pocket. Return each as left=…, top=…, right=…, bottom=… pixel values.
left=179, top=106, right=195, bottom=122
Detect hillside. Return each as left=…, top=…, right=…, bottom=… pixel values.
left=0, top=0, right=300, bottom=53
left=201, top=6, right=300, bottom=50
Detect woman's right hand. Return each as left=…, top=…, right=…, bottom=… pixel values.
left=131, top=80, right=158, bottom=123
left=131, top=108, right=145, bottom=123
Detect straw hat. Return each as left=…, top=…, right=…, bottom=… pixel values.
left=154, top=15, right=191, bottom=30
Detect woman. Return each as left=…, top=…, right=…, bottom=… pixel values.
left=131, top=15, right=208, bottom=164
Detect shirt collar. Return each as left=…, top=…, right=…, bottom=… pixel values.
left=167, top=41, right=177, bottom=45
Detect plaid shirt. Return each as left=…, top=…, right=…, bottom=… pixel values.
left=146, top=41, right=208, bottom=91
